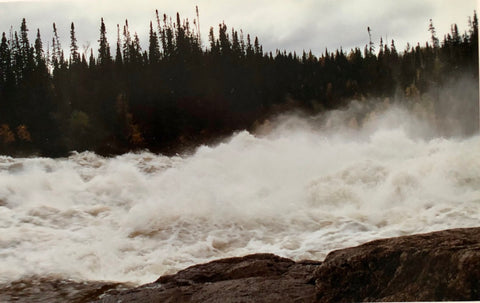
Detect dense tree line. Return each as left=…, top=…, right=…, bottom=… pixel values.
left=0, top=9, right=478, bottom=156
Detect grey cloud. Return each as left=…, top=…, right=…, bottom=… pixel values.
left=0, top=0, right=476, bottom=59
left=254, top=0, right=436, bottom=55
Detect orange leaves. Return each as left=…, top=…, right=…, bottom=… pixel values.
left=0, top=124, right=32, bottom=145
left=0, top=124, right=15, bottom=144
left=128, top=122, right=144, bottom=146
left=16, top=125, right=32, bottom=142
left=124, top=112, right=144, bottom=146
left=116, top=94, right=144, bottom=146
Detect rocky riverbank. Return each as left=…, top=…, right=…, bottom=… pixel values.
left=1, top=227, right=478, bottom=302
left=95, top=227, right=480, bottom=302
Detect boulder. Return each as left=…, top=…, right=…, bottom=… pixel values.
left=315, top=227, right=480, bottom=302
left=96, top=227, right=480, bottom=302
left=96, top=253, right=320, bottom=303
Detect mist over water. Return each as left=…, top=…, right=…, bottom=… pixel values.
left=0, top=99, right=479, bottom=285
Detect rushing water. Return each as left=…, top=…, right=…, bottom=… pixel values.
left=0, top=104, right=479, bottom=291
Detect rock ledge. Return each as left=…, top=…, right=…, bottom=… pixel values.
left=96, top=227, right=480, bottom=302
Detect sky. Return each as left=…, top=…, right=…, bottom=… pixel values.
left=0, top=0, right=477, bottom=58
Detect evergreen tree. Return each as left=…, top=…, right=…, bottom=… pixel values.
left=471, top=11, right=478, bottom=41
left=19, top=19, right=34, bottom=76
left=115, top=24, right=123, bottom=64
left=70, top=22, right=80, bottom=64
left=98, top=18, right=111, bottom=66
left=52, top=23, right=62, bottom=71
left=131, top=32, right=142, bottom=64
left=254, top=36, right=261, bottom=55
left=19, top=19, right=29, bottom=54
left=367, top=26, right=375, bottom=55
left=163, top=14, right=174, bottom=58
left=148, top=21, right=160, bottom=64
left=208, top=27, right=218, bottom=54
left=88, top=48, right=95, bottom=67
left=0, top=32, right=11, bottom=83
left=428, top=19, right=440, bottom=49
left=122, top=20, right=131, bottom=63
left=34, top=29, right=46, bottom=72
left=12, top=31, right=22, bottom=82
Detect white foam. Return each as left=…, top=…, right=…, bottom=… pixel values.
left=0, top=106, right=479, bottom=284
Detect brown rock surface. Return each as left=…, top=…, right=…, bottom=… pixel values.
left=315, top=227, right=480, bottom=302
left=95, top=227, right=480, bottom=302
left=0, top=277, right=130, bottom=303
left=96, top=253, right=321, bottom=303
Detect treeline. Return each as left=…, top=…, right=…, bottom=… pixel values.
left=0, top=9, right=478, bottom=156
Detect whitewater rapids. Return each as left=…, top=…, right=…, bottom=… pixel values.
left=0, top=104, right=479, bottom=285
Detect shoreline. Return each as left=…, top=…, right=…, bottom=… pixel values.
left=2, top=227, right=479, bottom=302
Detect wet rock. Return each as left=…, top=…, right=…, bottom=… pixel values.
left=315, top=227, right=480, bottom=302
left=96, top=254, right=320, bottom=303
left=0, top=277, right=130, bottom=303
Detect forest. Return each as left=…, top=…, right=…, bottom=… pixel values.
left=0, top=9, right=478, bottom=157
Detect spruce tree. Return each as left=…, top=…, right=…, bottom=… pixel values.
left=0, top=32, right=10, bottom=83
left=428, top=19, right=440, bottom=49
left=131, top=32, right=142, bottom=64
left=115, top=24, right=123, bottom=65
left=254, top=37, right=261, bottom=55
left=218, top=23, right=230, bottom=55
left=70, top=22, right=80, bottom=64
left=88, top=48, right=95, bottom=67
left=367, top=26, right=375, bottom=55
left=19, top=18, right=34, bottom=75
left=34, top=29, right=46, bottom=71
left=12, top=31, right=22, bottom=82
left=98, top=18, right=111, bottom=66
left=148, top=21, right=160, bottom=64
left=52, top=23, right=62, bottom=71
left=122, top=20, right=131, bottom=63
left=19, top=19, right=29, bottom=56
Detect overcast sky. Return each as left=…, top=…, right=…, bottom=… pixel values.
left=0, top=0, right=477, bottom=58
